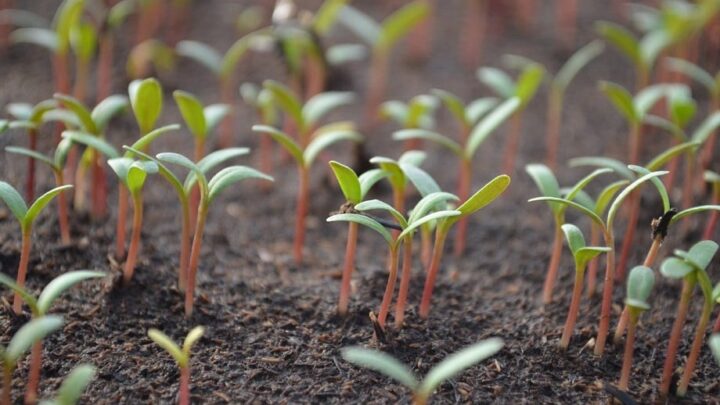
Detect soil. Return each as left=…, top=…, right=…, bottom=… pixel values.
left=1, top=1, right=720, bottom=404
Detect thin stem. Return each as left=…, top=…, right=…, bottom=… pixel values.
left=502, top=111, right=523, bottom=175
left=26, top=128, right=37, bottom=202
left=24, top=340, right=41, bottom=405
left=545, top=88, right=562, bottom=170
left=123, top=193, right=144, bottom=285
left=560, top=264, right=585, bottom=350
left=72, top=59, right=89, bottom=102
left=677, top=299, right=713, bottom=396
left=115, top=185, right=128, bottom=260
left=542, top=216, right=564, bottom=304
left=453, top=158, right=472, bottom=257
left=556, top=0, right=577, bottom=48
left=73, top=156, right=88, bottom=213
left=377, top=245, right=399, bottom=328
left=188, top=140, right=205, bottom=231
left=186, top=203, right=207, bottom=317
left=419, top=230, right=448, bottom=318
left=178, top=199, right=191, bottom=292
left=179, top=365, right=190, bottom=405
left=420, top=225, right=431, bottom=269
left=219, top=78, right=235, bottom=149
left=616, top=191, right=640, bottom=282
left=91, top=150, right=108, bottom=219
left=54, top=171, right=71, bottom=245
left=586, top=223, right=601, bottom=298
left=394, top=237, right=413, bottom=328
left=96, top=34, right=113, bottom=102
left=594, top=230, right=614, bottom=356
left=406, top=0, right=433, bottom=62
left=364, top=51, right=389, bottom=126
left=338, top=222, right=358, bottom=316
left=660, top=278, right=695, bottom=396
left=703, top=189, right=718, bottom=240
left=618, top=311, right=639, bottom=391
left=628, top=122, right=641, bottom=165
left=12, top=230, right=31, bottom=314
left=459, top=0, right=486, bottom=68
left=2, top=367, right=10, bottom=405
left=293, top=166, right=309, bottom=264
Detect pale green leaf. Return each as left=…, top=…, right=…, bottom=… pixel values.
left=126, top=124, right=180, bottom=155
left=645, top=142, right=698, bottom=171
left=554, top=41, right=605, bottom=91
left=54, top=94, right=97, bottom=133
left=24, top=185, right=73, bottom=229
left=625, top=265, right=655, bottom=310
left=355, top=199, right=407, bottom=228
left=51, top=364, right=96, bottom=405
left=341, top=347, right=418, bottom=390
left=326, top=43, right=367, bottom=65
left=660, top=257, right=694, bottom=279
left=526, top=164, right=561, bottom=215
left=0, top=273, right=38, bottom=314
left=91, top=95, right=128, bottom=131
left=465, top=98, right=499, bottom=126
left=329, top=161, right=361, bottom=204
left=358, top=169, right=386, bottom=198
left=173, top=90, right=206, bottom=138
left=252, top=125, right=303, bottom=165
left=628, top=165, right=670, bottom=213
left=62, top=131, right=120, bottom=159
left=399, top=163, right=440, bottom=197
left=408, top=192, right=459, bottom=225
left=595, top=180, right=630, bottom=216
left=203, top=104, right=231, bottom=133
left=6, top=146, right=56, bottom=169
left=263, top=80, right=303, bottom=128
left=182, top=326, right=205, bottom=355
left=691, top=111, right=720, bottom=145
left=568, top=156, right=634, bottom=180
left=5, top=316, right=63, bottom=365
left=476, top=67, right=515, bottom=99
left=562, top=223, right=586, bottom=255
left=599, top=81, right=637, bottom=123
left=337, top=6, right=380, bottom=46
left=607, top=170, right=668, bottom=228
left=666, top=57, right=716, bottom=93
left=303, top=92, right=355, bottom=126
left=304, top=128, right=362, bottom=167
left=393, top=129, right=462, bottom=157
left=175, top=40, right=222, bottom=76
left=575, top=246, right=611, bottom=268
left=207, top=166, right=272, bottom=202
left=466, top=98, right=520, bottom=158
left=528, top=197, right=604, bottom=228
left=327, top=213, right=393, bottom=244
left=376, top=1, right=428, bottom=53
left=37, top=271, right=105, bottom=315
left=148, top=329, right=187, bottom=367
left=11, top=27, right=58, bottom=52
left=565, top=168, right=612, bottom=202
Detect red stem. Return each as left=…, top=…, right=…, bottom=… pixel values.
left=660, top=279, right=695, bottom=396
left=677, top=299, right=713, bottom=396
left=338, top=222, right=358, bottom=316
left=91, top=151, right=108, bottom=219
left=556, top=0, right=577, bottom=48
left=188, top=141, right=205, bottom=232
left=594, top=231, right=615, bottom=356
left=394, top=238, right=413, bottom=328
left=616, top=192, right=640, bottom=282
left=502, top=112, right=523, bottom=175
left=97, top=35, right=114, bottom=102
left=419, top=230, right=448, bottom=318
left=560, top=264, right=585, bottom=350
left=293, top=167, right=309, bottom=264
left=407, top=0, right=433, bottom=62
left=542, top=218, right=564, bottom=304
left=179, top=365, right=190, bottom=405
left=73, top=59, right=89, bottom=103
left=178, top=200, right=191, bottom=292
left=420, top=226, right=431, bottom=269
left=303, top=55, right=326, bottom=100
left=459, top=0, right=486, bottom=69
left=26, top=128, right=37, bottom=202
left=54, top=172, right=71, bottom=245
left=123, top=193, right=143, bottom=285
left=24, top=341, right=41, bottom=405
left=115, top=185, right=128, bottom=260
left=364, top=52, right=389, bottom=126
left=586, top=224, right=600, bottom=298
left=453, top=158, right=472, bottom=257
left=2, top=367, right=10, bottom=405
left=377, top=246, right=399, bottom=328
left=618, top=312, right=638, bottom=391
left=185, top=203, right=207, bottom=317
left=545, top=89, right=562, bottom=170
left=219, top=79, right=235, bottom=149
left=13, top=231, right=31, bottom=314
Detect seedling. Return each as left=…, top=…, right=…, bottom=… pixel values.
left=126, top=39, right=176, bottom=80
left=393, top=96, right=520, bottom=256
left=148, top=326, right=204, bottom=405
left=157, top=152, right=272, bottom=316
left=240, top=83, right=278, bottom=180
left=526, top=164, right=611, bottom=304
left=419, top=175, right=511, bottom=318
left=559, top=224, right=610, bottom=350
left=477, top=58, right=545, bottom=173
left=94, top=0, right=135, bottom=101
left=341, top=338, right=503, bottom=405
left=38, top=364, right=96, bottom=405
left=529, top=168, right=668, bottom=356
left=129, top=78, right=163, bottom=138
left=68, top=18, right=97, bottom=101
left=0, top=270, right=104, bottom=404
left=659, top=240, right=719, bottom=397
left=0, top=182, right=72, bottom=313
left=380, top=94, right=438, bottom=150
left=704, top=171, right=720, bottom=240
left=543, top=41, right=604, bottom=168
left=618, top=265, right=654, bottom=392
left=175, top=30, right=268, bottom=146
left=328, top=192, right=461, bottom=328
left=338, top=1, right=429, bottom=123
left=328, top=160, right=385, bottom=315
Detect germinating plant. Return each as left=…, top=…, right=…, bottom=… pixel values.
left=38, top=363, right=96, bottom=405
left=380, top=94, right=438, bottom=150
left=618, top=265, right=654, bottom=392
left=148, top=326, right=204, bottom=405
left=341, top=338, right=504, bottom=405
left=0, top=270, right=104, bottom=404
left=0, top=182, right=72, bottom=314
left=1, top=315, right=64, bottom=405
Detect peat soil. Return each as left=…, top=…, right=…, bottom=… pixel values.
left=1, top=0, right=720, bottom=404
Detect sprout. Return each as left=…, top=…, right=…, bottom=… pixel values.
left=659, top=241, right=718, bottom=397
left=129, top=78, right=163, bottom=137
left=126, top=39, right=175, bottom=80
left=338, top=1, right=429, bottom=122
left=0, top=182, right=73, bottom=314
left=618, top=266, right=655, bottom=392
left=148, top=326, right=204, bottom=405
left=705, top=171, right=720, bottom=239
left=38, top=364, right=96, bottom=405
left=1, top=316, right=64, bottom=405
left=0, top=270, right=104, bottom=403
left=157, top=152, right=272, bottom=316
left=328, top=160, right=385, bottom=316
left=341, top=338, right=503, bottom=405
left=380, top=94, right=438, bottom=150
left=478, top=57, right=544, bottom=174
left=559, top=224, right=610, bottom=350
left=240, top=83, right=278, bottom=182
left=396, top=95, right=520, bottom=256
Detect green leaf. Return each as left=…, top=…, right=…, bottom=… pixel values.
left=341, top=346, right=418, bottom=390
left=0, top=273, right=38, bottom=314
left=175, top=40, right=222, bottom=76
left=54, top=94, right=97, bottom=134
left=220, top=30, right=266, bottom=79
left=122, top=146, right=186, bottom=201
left=148, top=329, right=187, bottom=367
left=561, top=223, right=586, bottom=255
left=156, top=152, right=202, bottom=175
left=91, top=95, right=128, bottom=131
left=207, top=166, right=273, bottom=203
left=399, top=163, right=440, bottom=197
left=5, top=315, right=63, bottom=365
left=70, top=21, right=97, bottom=62
left=107, top=157, right=133, bottom=186
left=709, top=334, right=720, bottom=366
left=107, top=0, right=135, bottom=29
left=129, top=78, right=163, bottom=134
left=37, top=271, right=105, bottom=315
left=51, top=364, right=96, bottom=405
left=329, top=161, right=361, bottom=204
left=53, top=0, right=85, bottom=54
left=326, top=43, right=367, bottom=65
left=263, top=80, right=303, bottom=129
left=595, top=180, right=630, bottom=216
left=431, top=89, right=466, bottom=126
left=635, top=84, right=671, bottom=118
left=645, top=142, right=698, bottom=171
left=327, top=212, right=394, bottom=244
left=554, top=40, right=605, bottom=91
left=628, top=165, right=670, bottom=213
left=173, top=90, right=206, bottom=138
left=203, top=104, right=231, bottom=133
left=670, top=205, right=720, bottom=224
left=568, top=156, right=634, bottom=180
left=400, top=210, right=460, bottom=241
left=197, top=148, right=250, bottom=174
left=418, top=338, right=504, bottom=398
left=465, top=98, right=499, bottom=126
left=126, top=124, right=180, bottom=155
left=639, top=30, right=670, bottom=68
left=398, top=150, right=426, bottom=166
left=337, top=6, right=380, bottom=46
left=11, top=28, right=58, bottom=52
left=666, top=57, right=716, bottom=93
left=599, top=81, right=637, bottom=124
left=376, top=1, right=428, bottom=53
left=625, top=265, right=655, bottom=310
left=303, top=127, right=362, bottom=167
left=41, top=109, right=82, bottom=128
left=477, top=67, right=515, bottom=99
left=62, top=131, right=120, bottom=159
left=526, top=164, right=561, bottom=214
left=355, top=199, right=407, bottom=229
left=661, top=257, right=695, bottom=279
left=685, top=240, right=719, bottom=271
left=595, top=21, right=641, bottom=67
left=515, top=64, right=545, bottom=106
left=643, top=115, right=686, bottom=142
left=182, top=326, right=205, bottom=355
left=691, top=111, right=720, bottom=145
left=528, top=197, right=605, bottom=228
left=24, top=185, right=73, bottom=229
left=6, top=103, right=33, bottom=121
left=408, top=192, right=459, bottom=224
left=303, top=92, right=355, bottom=126
left=313, top=0, right=350, bottom=34
left=6, top=146, right=56, bottom=169
left=574, top=246, right=611, bottom=268
left=380, top=100, right=408, bottom=124
left=565, top=168, right=612, bottom=202
left=252, top=125, right=304, bottom=165
left=448, top=175, right=510, bottom=228
left=466, top=97, right=520, bottom=158
left=393, top=129, right=462, bottom=157
left=358, top=169, right=386, bottom=198
left=607, top=170, right=668, bottom=228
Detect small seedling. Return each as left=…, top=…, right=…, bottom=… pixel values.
left=68, top=18, right=97, bottom=101
left=148, top=326, right=204, bottom=405
left=659, top=240, right=719, bottom=397
left=126, top=39, right=176, bottom=80
left=240, top=83, right=278, bottom=179
left=1, top=316, right=64, bottom=405
left=157, top=152, right=272, bottom=316
left=477, top=57, right=545, bottom=173
left=559, top=224, right=610, bottom=350
left=0, top=270, right=104, bottom=404
left=38, top=363, right=96, bottom=405
left=174, top=90, right=230, bottom=161
left=618, top=265, right=654, bottom=392
left=341, top=338, right=503, bottom=405
left=0, top=182, right=72, bottom=313
left=328, top=160, right=385, bottom=315
left=380, top=94, right=438, bottom=150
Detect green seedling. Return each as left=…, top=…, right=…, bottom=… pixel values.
left=129, top=77, right=163, bottom=137
left=526, top=164, right=611, bottom=304
left=618, top=266, right=655, bottom=392
left=125, top=145, right=249, bottom=292
left=543, top=41, right=604, bottom=168
left=419, top=175, right=511, bottom=318
left=5, top=99, right=58, bottom=201
left=126, top=39, right=176, bottom=80
left=559, top=224, right=611, bottom=350
left=529, top=168, right=668, bottom=356
left=108, top=158, right=157, bottom=284
left=148, top=326, right=204, bottom=405
left=1, top=316, right=64, bottom=405
left=0, top=182, right=72, bottom=314
left=38, top=363, right=96, bottom=405
left=710, top=334, right=720, bottom=366
left=477, top=57, right=545, bottom=173
left=240, top=83, right=278, bottom=180
left=68, top=18, right=97, bottom=101
left=0, top=270, right=104, bottom=404
left=328, top=160, right=385, bottom=316
left=393, top=96, right=520, bottom=256
left=328, top=192, right=460, bottom=328
left=380, top=94, right=438, bottom=150
left=157, top=152, right=272, bottom=316
left=338, top=1, right=429, bottom=122
left=705, top=171, right=720, bottom=239
left=341, top=338, right=503, bottom=405
left=659, top=240, right=719, bottom=397
left=175, top=29, right=268, bottom=147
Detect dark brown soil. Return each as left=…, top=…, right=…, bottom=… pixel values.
left=1, top=1, right=720, bottom=404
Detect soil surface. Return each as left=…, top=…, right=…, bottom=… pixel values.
left=1, top=1, right=720, bottom=404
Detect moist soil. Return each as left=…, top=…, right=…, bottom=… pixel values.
left=1, top=1, right=720, bottom=404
